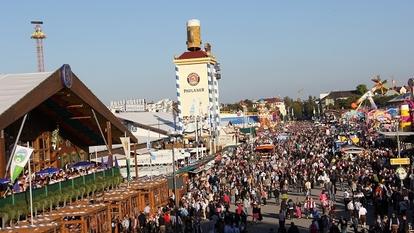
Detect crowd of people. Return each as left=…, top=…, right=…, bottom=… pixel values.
left=7, top=162, right=105, bottom=194
left=125, top=117, right=413, bottom=233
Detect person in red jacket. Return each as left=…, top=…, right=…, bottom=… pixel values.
left=223, top=193, right=231, bottom=208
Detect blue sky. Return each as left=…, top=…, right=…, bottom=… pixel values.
left=1, top=1, right=413, bottom=103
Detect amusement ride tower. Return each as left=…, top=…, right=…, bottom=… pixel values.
left=30, top=21, right=47, bottom=72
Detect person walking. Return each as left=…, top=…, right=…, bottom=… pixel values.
left=305, top=180, right=312, bottom=196
left=390, top=213, right=400, bottom=233
left=274, top=186, right=280, bottom=205
left=358, top=205, right=367, bottom=227
left=158, top=213, right=166, bottom=233
left=287, top=222, right=300, bottom=233
left=279, top=209, right=286, bottom=229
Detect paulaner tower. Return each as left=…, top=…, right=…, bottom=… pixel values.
left=173, top=19, right=221, bottom=142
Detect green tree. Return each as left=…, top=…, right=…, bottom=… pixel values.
left=373, top=95, right=397, bottom=108
left=292, top=100, right=304, bottom=120
left=283, top=96, right=293, bottom=108
left=303, top=96, right=317, bottom=119
left=356, top=84, right=368, bottom=96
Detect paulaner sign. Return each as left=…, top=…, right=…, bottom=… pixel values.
left=183, top=88, right=205, bottom=93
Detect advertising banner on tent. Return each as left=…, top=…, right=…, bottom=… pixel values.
left=120, top=137, right=131, bottom=180
left=10, top=145, right=34, bottom=182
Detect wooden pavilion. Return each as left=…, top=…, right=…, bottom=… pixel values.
left=45, top=203, right=110, bottom=233
left=100, top=189, right=137, bottom=217
left=0, top=64, right=137, bottom=176
left=129, top=177, right=169, bottom=213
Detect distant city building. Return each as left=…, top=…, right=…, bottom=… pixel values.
left=110, top=99, right=146, bottom=112
left=146, top=99, right=174, bottom=113
left=252, top=97, right=287, bottom=116
left=320, top=90, right=359, bottom=108
left=109, top=98, right=173, bottom=113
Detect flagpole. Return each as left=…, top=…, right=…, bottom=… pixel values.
left=4, top=114, right=28, bottom=177
left=124, top=132, right=130, bottom=186
left=147, top=129, right=152, bottom=180
left=91, top=109, right=111, bottom=164
left=27, top=141, right=34, bottom=226
left=134, top=143, right=138, bottom=179
left=94, top=146, right=98, bottom=166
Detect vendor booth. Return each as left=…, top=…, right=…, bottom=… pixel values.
left=129, top=177, right=169, bottom=212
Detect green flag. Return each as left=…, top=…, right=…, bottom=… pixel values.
left=10, top=145, right=34, bottom=182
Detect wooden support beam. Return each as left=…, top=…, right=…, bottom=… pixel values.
left=70, top=116, right=92, bottom=120
left=66, top=104, right=84, bottom=108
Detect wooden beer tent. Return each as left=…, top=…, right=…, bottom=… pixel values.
left=129, top=177, right=169, bottom=212
left=0, top=64, right=137, bottom=176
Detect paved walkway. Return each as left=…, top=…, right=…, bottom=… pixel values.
left=202, top=187, right=348, bottom=233
left=241, top=188, right=332, bottom=233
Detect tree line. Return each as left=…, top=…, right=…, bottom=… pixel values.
left=220, top=84, right=397, bottom=120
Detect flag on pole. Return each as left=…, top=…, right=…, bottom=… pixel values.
left=10, top=145, right=34, bottom=183
left=120, top=137, right=131, bottom=180
left=149, top=150, right=156, bottom=161
left=146, top=139, right=151, bottom=151
left=114, top=156, right=119, bottom=168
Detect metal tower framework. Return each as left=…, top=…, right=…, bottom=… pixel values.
left=30, top=21, right=46, bottom=72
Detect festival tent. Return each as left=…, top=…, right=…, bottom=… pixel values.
left=135, top=149, right=190, bottom=166
left=0, top=65, right=138, bottom=175
left=90, top=154, right=126, bottom=164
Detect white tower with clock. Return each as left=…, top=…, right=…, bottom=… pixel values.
left=173, top=19, right=221, bottom=139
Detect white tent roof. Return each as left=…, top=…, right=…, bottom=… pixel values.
left=136, top=149, right=190, bottom=165
left=115, top=112, right=176, bottom=133
left=0, top=72, right=52, bottom=115
left=90, top=153, right=126, bottom=163
left=88, top=144, right=123, bottom=153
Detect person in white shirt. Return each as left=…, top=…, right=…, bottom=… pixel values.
left=347, top=201, right=354, bottom=217
left=144, top=204, right=151, bottom=215
left=358, top=206, right=367, bottom=226
left=354, top=201, right=362, bottom=211
left=305, top=180, right=312, bottom=196
left=344, top=190, right=350, bottom=199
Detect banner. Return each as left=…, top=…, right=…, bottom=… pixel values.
left=150, top=150, right=156, bottom=161
left=10, top=145, right=34, bottom=182
left=120, top=137, right=131, bottom=180
left=146, top=139, right=151, bottom=151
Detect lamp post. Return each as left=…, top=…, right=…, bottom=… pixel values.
left=394, top=116, right=406, bottom=189
left=169, top=131, right=181, bottom=207
left=394, top=116, right=401, bottom=158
